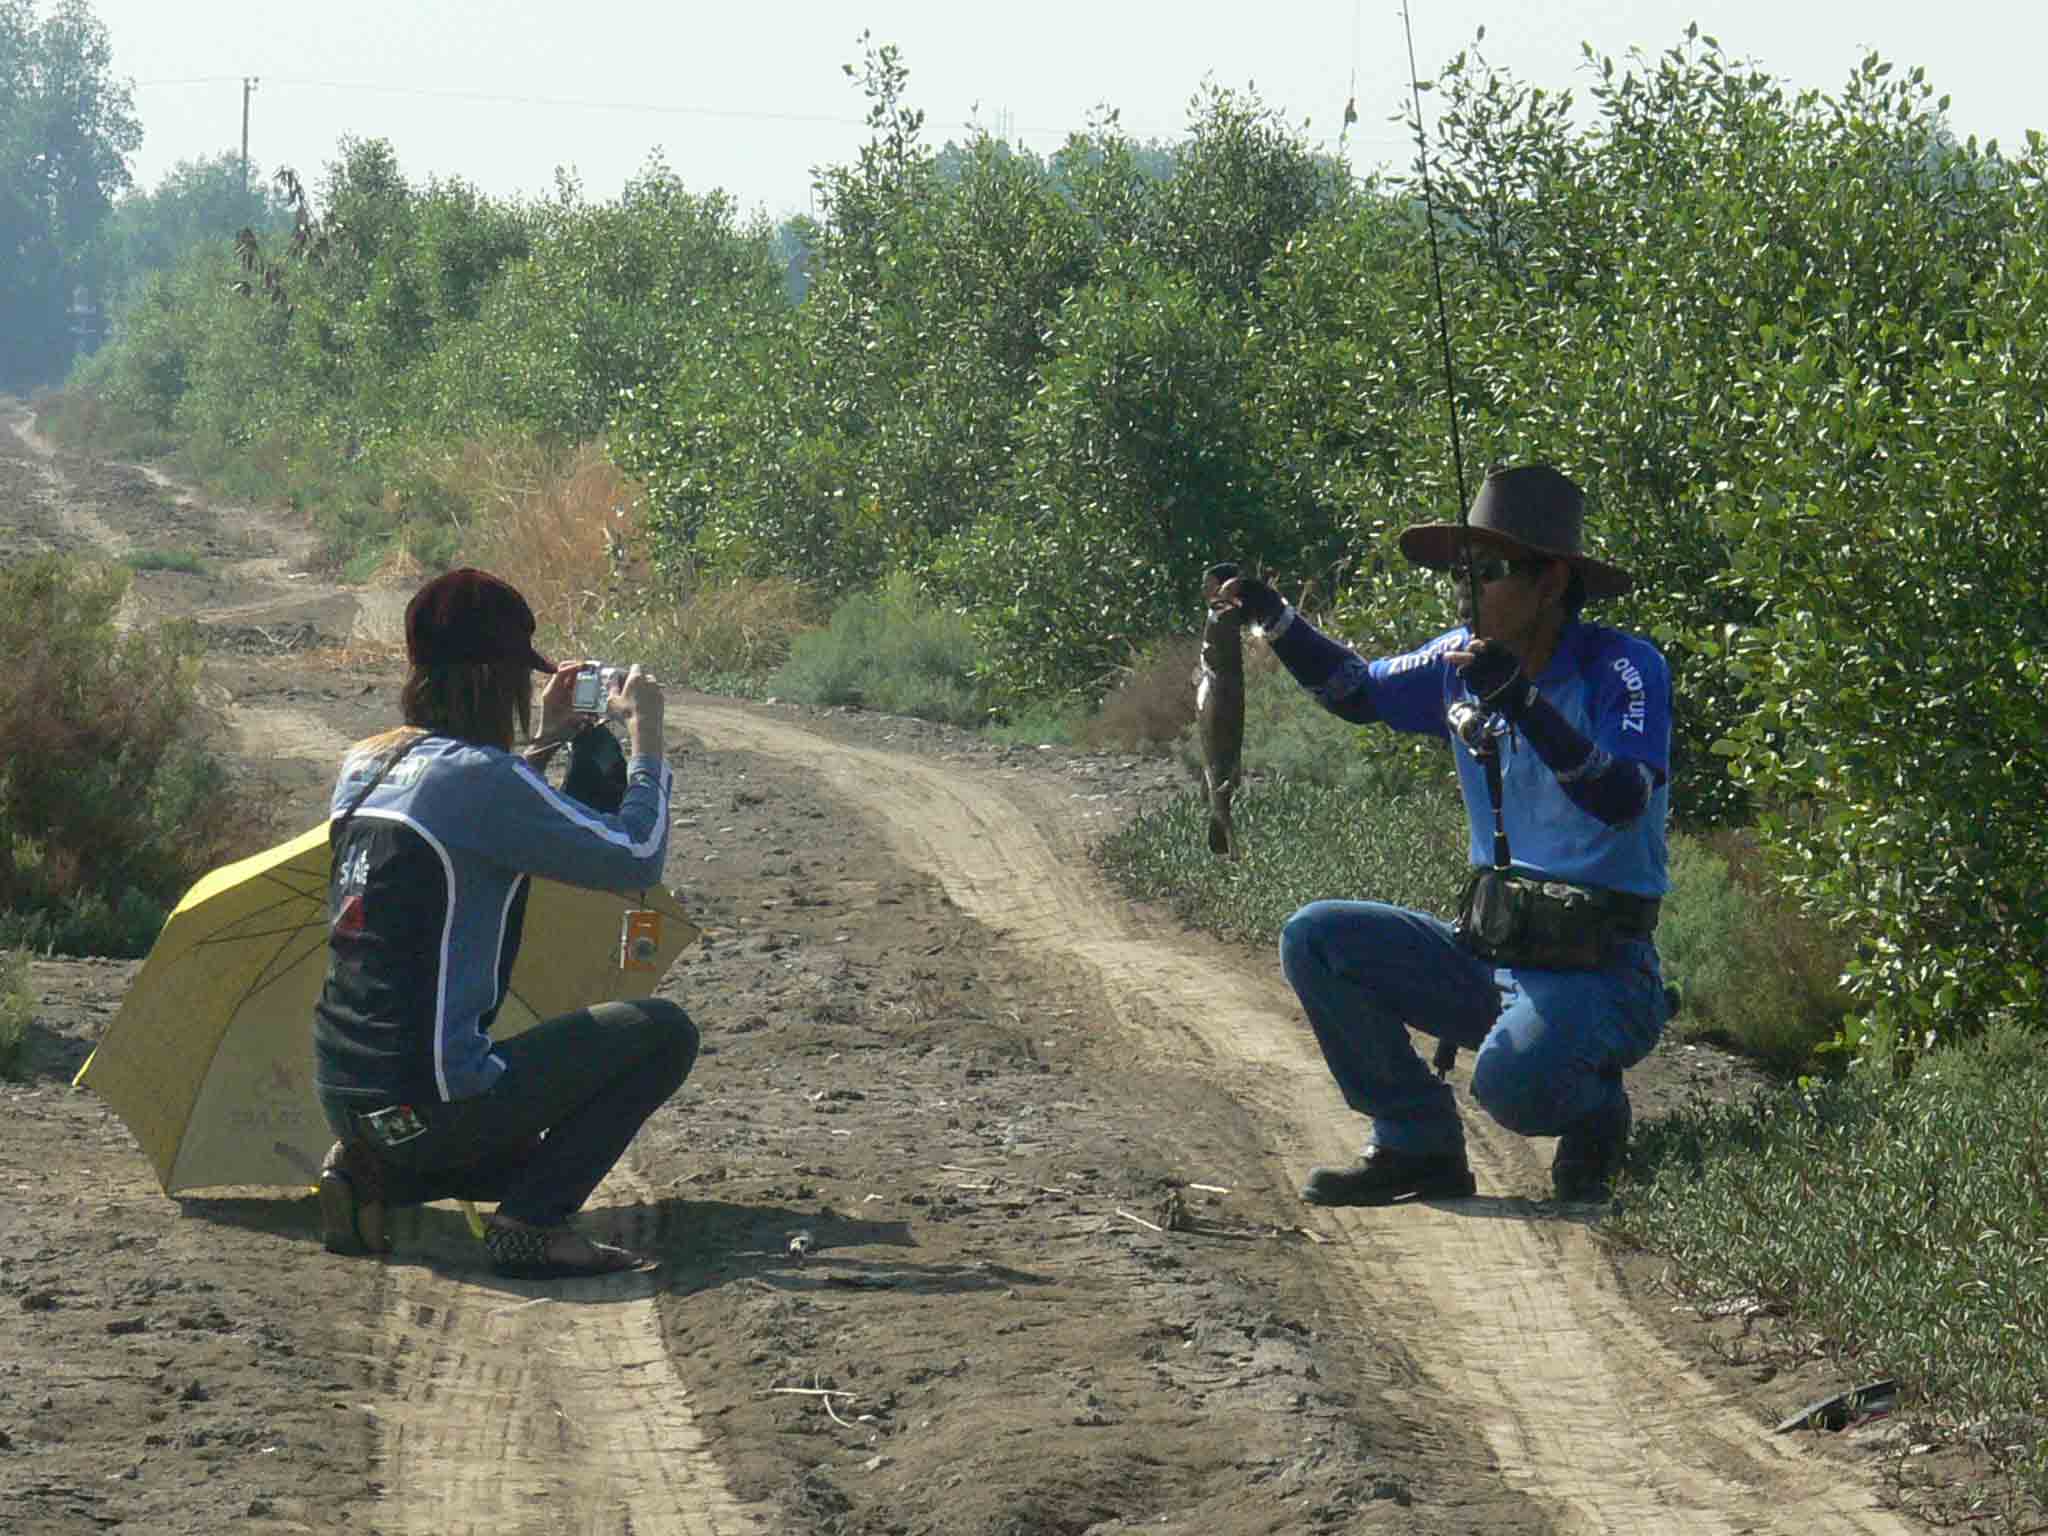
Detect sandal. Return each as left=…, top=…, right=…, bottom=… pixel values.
left=318, top=1138, right=392, bottom=1256
left=481, top=1217, right=653, bottom=1279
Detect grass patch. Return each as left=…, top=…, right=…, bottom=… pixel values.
left=1095, top=773, right=1468, bottom=946
left=769, top=574, right=988, bottom=727
left=121, top=548, right=206, bottom=575
left=0, top=948, right=29, bottom=1080
left=1611, top=1024, right=2048, bottom=1510
left=1657, top=829, right=1852, bottom=1073
left=34, top=390, right=177, bottom=460
left=985, top=699, right=1084, bottom=747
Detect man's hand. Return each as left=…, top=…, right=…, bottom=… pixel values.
left=1208, top=566, right=1284, bottom=627
left=1448, top=639, right=1530, bottom=713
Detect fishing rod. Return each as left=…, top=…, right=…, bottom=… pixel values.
left=1398, top=0, right=1476, bottom=617
left=1398, top=3, right=1509, bottom=1081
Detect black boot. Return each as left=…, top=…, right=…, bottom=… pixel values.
left=1552, top=1095, right=1631, bottom=1203
left=1301, top=1145, right=1477, bottom=1207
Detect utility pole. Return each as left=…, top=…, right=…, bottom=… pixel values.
left=241, top=77, right=259, bottom=198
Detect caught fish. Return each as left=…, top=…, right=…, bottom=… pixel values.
left=1197, top=562, right=1247, bottom=858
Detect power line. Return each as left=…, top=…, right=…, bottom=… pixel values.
left=131, top=74, right=1411, bottom=156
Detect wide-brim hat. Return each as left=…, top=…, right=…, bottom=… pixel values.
left=404, top=568, right=556, bottom=673
left=1397, top=464, right=1633, bottom=600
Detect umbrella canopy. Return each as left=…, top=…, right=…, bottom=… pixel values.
left=75, top=823, right=699, bottom=1194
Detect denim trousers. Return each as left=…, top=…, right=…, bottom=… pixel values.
left=318, top=996, right=698, bottom=1227
left=1278, top=900, right=1668, bottom=1157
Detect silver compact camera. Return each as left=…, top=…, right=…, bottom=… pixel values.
left=571, top=663, right=625, bottom=714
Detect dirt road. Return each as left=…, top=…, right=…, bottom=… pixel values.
left=1, top=403, right=1935, bottom=1534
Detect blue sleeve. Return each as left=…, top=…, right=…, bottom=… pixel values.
left=469, top=751, right=673, bottom=893
left=1591, top=636, right=1671, bottom=780
left=1509, top=632, right=1670, bottom=826
left=1262, top=608, right=1461, bottom=738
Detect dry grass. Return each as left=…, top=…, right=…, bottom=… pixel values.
left=429, top=437, right=624, bottom=650
left=435, top=436, right=819, bottom=686
left=1081, top=635, right=1202, bottom=752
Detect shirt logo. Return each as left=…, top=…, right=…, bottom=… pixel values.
left=1612, top=656, right=1648, bottom=734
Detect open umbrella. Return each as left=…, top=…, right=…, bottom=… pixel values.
left=74, top=823, right=699, bottom=1194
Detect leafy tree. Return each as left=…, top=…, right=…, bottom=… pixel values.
left=0, top=0, right=140, bottom=389
left=426, top=160, right=777, bottom=442
left=94, top=151, right=293, bottom=310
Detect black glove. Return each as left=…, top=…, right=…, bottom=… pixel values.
left=1208, top=563, right=1283, bottom=626
left=1456, top=640, right=1531, bottom=714
left=561, top=721, right=628, bottom=813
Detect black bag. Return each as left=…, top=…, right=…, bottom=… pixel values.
left=561, top=722, right=628, bottom=813
left=1454, top=869, right=1612, bottom=971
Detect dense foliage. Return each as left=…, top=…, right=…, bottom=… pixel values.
left=0, top=558, right=248, bottom=956
left=93, top=150, right=295, bottom=310
left=0, top=0, right=139, bottom=389
left=55, top=28, right=2048, bottom=1060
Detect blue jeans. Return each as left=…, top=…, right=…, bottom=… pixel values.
left=319, top=997, right=698, bottom=1227
left=1278, top=900, right=1668, bottom=1157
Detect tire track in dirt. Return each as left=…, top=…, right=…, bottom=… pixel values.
left=684, top=701, right=1916, bottom=1536
left=5, top=407, right=127, bottom=558
left=371, top=1159, right=756, bottom=1536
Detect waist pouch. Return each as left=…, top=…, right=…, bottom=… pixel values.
left=1454, top=870, right=1659, bottom=971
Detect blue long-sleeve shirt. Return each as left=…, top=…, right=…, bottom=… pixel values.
left=1262, top=607, right=1672, bottom=897
left=313, top=732, right=672, bottom=1105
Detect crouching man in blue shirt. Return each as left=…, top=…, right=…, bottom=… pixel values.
left=1216, top=465, right=1673, bottom=1206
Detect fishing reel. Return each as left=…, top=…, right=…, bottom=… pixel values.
left=1446, top=698, right=1510, bottom=756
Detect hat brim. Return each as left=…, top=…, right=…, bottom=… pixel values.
left=1398, top=523, right=1633, bottom=600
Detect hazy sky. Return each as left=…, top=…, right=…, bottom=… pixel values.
left=95, top=2, right=2046, bottom=219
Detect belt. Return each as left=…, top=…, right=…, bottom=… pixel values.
left=1591, top=888, right=1660, bottom=939
left=1522, top=878, right=1661, bottom=937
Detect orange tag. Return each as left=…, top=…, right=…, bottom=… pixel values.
left=620, top=908, right=663, bottom=971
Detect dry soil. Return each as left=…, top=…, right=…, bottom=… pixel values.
left=0, top=402, right=1959, bottom=1535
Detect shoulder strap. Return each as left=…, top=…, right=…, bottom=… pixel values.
left=329, top=730, right=427, bottom=848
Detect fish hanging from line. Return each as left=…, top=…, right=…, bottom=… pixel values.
left=1197, top=562, right=1247, bottom=858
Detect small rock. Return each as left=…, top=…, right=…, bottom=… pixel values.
left=105, top=1317, right=147, bottom=1336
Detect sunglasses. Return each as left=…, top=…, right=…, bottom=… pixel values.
left=1464, top=556, right=1550, bottom=585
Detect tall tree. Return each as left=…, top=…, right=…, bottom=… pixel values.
left=1, top=0, right=140, bottom=390
left=95, top=151, right=293, bottom=310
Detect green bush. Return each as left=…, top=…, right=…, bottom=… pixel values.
left=1656, top=832, right=1852, bottom=1072
left=121, top=548, right=205, bottom=574
left=0, top=557, right=253, bottom=957
left=0, top=947, right=29, bottom=1080
left=768, top=575, right=990, bottom=727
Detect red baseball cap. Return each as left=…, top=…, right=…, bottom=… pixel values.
left=403, top=568, right=555, bottom=673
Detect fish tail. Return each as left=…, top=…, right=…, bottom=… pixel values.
left=1207, top=782, right=1235, bottom=857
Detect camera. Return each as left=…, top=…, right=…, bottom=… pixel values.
left=571, top=663, right=623, bottom=714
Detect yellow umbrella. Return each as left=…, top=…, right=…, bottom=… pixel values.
left=75, top=823, right=699, bottom=1195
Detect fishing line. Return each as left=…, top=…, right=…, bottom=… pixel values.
left=1397, top=0, right=1476, bottom=617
